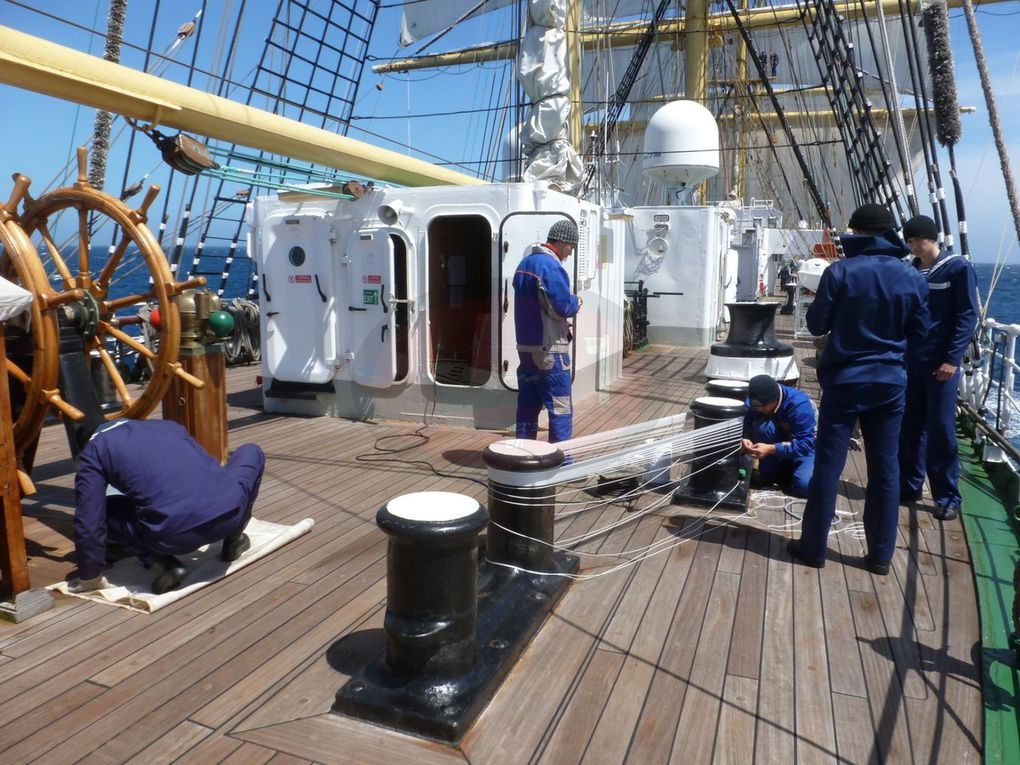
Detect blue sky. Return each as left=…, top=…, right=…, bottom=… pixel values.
left=0, top=0, right=1016, bottom=263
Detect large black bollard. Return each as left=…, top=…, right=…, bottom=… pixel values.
left=481, top=438, right=565, bottom=573
left=674, top=396, right=750, bottom=510
left=376, top=492, right=488, bottom=677
left=335, top=474, right=577, bottom=744
left=335, top=491, right=489, bottom=741
left=704, top=301, right=797, bottom=382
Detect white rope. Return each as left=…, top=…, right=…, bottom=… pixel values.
left=486, top=480, right=748, bottom=581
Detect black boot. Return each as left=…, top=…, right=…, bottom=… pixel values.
left=151, top=555, right=187, bottom=594
left=220, top=532, right=251, bottom=562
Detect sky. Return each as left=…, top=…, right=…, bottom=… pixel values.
left=0, top=0, right=1017, bottom=264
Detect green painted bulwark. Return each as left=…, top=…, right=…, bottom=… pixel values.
left=957, top=425, right=1020, bottom=763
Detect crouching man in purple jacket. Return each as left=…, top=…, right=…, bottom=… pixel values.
left=71, top=419, right=265, bottom=594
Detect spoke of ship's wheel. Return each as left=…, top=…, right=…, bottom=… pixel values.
left=95, top=233, right=131, bottom=295
left=94, top=341, right=133, bottom=406
left=6, top=357, right=30, bottom=387
left=104, top=290, right=156, bottom=312
left=77, top=207, right=90, bottom=276
left=100, top=321, right=156, bottom=360
left=37, top=222, right=74, bottom=285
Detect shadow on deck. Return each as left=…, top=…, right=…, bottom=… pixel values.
left=0, top=318, right=981, bottom=764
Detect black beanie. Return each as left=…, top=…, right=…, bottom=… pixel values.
left=747, top=375, right=781, bottom=408
left=848, top=203, right=895, bottom=233
left=902, top=215, right=939, bottom=241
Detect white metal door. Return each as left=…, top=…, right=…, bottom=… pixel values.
left=498, top=213, right=576, bottom=390
left=344, top=229, right=397, bottom=388
left=260, top=210, right=335, bottom=383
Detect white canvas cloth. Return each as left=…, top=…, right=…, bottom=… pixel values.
left=0, top=275, right=32, bottom=322
left=48, top=517, right=315, bottom=613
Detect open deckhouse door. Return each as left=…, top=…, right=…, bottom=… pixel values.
left=498, top=212, right=577, bottom=391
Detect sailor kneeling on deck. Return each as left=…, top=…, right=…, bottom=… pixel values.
left=741, top=374, right=815, bottom=498
left=69, top=419, right=265, bottom=594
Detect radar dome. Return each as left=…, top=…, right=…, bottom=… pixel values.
left=643, top=100, right=720, bottom=187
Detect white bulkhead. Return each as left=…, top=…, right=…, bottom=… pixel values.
left=250, top=182, right=627, bottom=429
left=623, top=205, right=734, bottom=346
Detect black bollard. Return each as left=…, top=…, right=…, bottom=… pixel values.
left=705, top=378, right=749, bottom=400
left=335, top=491, right=489, bottom=741
left=334, top=477, right=577, bottom=744
left=481, top=438, right=565, bottom=573
left=376, top=492, right=489, bottom=677
left=704, top=301, right=797, bottom=383
left=674, top=396, right=751, bottom=510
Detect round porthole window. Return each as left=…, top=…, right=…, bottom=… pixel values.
left=288, top=246, right=306, bottom=267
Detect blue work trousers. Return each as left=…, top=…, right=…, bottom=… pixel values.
left=516, top=351, right=573, bottom=443
left=799, top=383, right=904, bottom=564
left=899, top=368, right=962, bottom=510
left=748, top=419, right=814, bottom=498
left=106, top=443, right=266, bottom=562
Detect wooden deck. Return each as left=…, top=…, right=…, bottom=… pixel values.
left=0, top=318, right=982, bottom=764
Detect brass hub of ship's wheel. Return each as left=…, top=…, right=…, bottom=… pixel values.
left=2, top=147, right=205, bottom=457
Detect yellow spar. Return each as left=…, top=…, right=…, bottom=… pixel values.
left=0, top=25, right=482, bottom=188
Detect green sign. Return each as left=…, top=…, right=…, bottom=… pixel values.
left=363, top=289, right=379, bottom=305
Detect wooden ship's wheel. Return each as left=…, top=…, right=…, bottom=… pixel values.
left=2, top=147, right=205, bottom=457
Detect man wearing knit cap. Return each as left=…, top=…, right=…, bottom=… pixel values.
left=898, top=214, right=977, bottom=521
left=741, top=374, right=816, bottom=498
left=789, top=203, right=929, bottom=575
left=513, top=218, right=583, bottom=442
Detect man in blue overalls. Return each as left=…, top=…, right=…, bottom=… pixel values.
left=741, top=374, right=816, bottom=498
left=789, top=204, right=929, bottom=575
left=513, top=219, right=582, bottom=442
left=898, top=214, right=978, bottom=521
left=71, top=419, right=265, bottom=594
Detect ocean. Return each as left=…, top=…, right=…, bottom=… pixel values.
left=976, top=261, right=1020, bottom=326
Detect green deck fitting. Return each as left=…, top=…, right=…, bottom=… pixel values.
left=958, top=433, right=1020, bottom=764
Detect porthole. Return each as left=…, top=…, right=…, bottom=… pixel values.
left=288, top=246, right=306, bottom=267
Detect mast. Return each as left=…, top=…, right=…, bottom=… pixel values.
left=685, top=0, right=708, bottom=102
left=567, top=0, right=584, bottom=154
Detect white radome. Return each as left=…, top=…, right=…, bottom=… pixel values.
left=643, top=100, right=720, bottom=187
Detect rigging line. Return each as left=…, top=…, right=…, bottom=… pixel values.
left=0, top=0, right=257, bottom=95
left=897, top=0, right=944, bottom=232
left=724, top=0, right=829, bottom=227
left=905, top=0, right=956, bottom=250
left=764, top=1, right=843, bottom=216
left=959, top=0, right=1020, bottom=263
left=856, top=0, right=918, bottom=217
left=110, top=0, right=164, bottom=250
left=581, top=0, right=674, bottom=196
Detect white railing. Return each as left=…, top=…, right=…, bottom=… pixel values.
left=961, top=318, right=1020, bottom=462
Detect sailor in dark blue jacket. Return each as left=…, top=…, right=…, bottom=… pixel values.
left=789, top=204, right=929, bottom=575
left=898, top=215, right=978, bottom=521
left=71, top=419, right=265, bottom=594
left=513, top=219, right=582, bottom=442
left=741, top=375, right=816, bottom=498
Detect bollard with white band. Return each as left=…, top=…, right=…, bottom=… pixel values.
left=481, top=438, right=565, bottom=573
left=673, top=396, right=750, bottom=510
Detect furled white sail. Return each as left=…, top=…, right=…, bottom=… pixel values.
left=518, top=0, right=582, bottom=193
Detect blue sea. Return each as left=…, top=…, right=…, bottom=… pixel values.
left=976, top=261, right=1020, bottom=326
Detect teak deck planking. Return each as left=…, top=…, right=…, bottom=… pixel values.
left=0, top=312, right=982, bottom=764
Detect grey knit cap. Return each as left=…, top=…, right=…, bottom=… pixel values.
left=547, top=219, right=578, bottom=245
